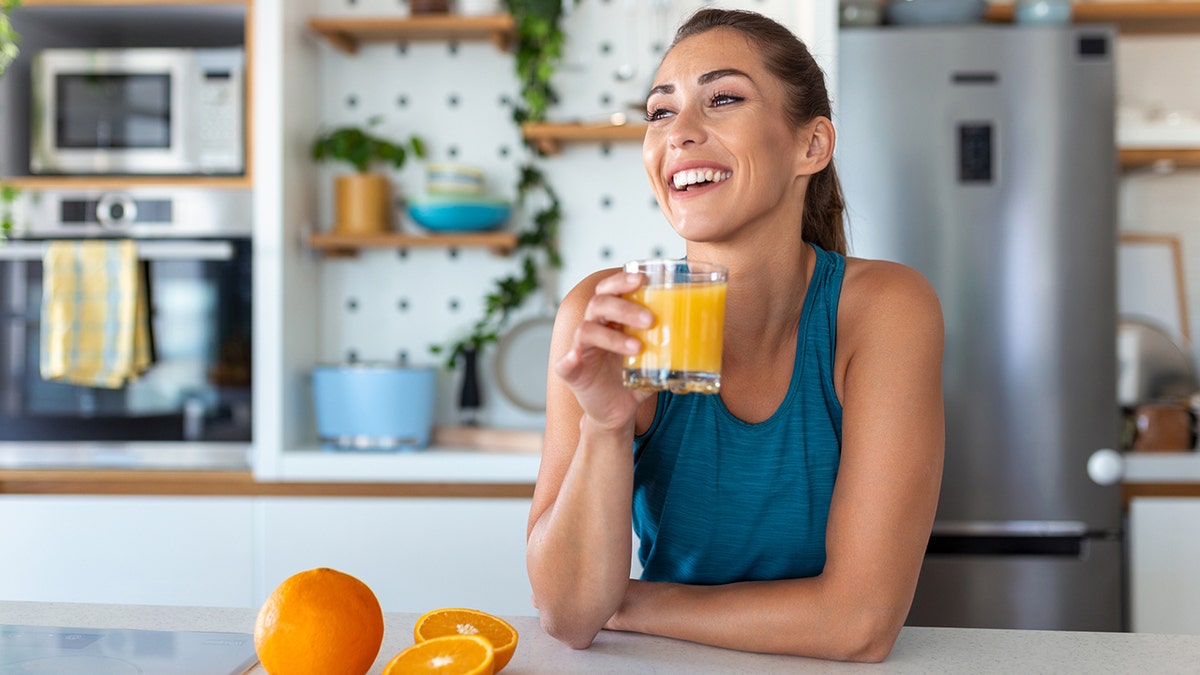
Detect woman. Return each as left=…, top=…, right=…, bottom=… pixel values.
left=526, top=8, right=944, bottom=662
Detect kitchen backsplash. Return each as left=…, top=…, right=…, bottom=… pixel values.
left=311, top=0, right=807, bottom=430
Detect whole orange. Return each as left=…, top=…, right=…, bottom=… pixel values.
left=254, top=567, right=384, bottom=675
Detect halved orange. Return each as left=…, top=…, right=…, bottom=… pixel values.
left=383, top=634, right=494, bottom=675
left=413, top=608, right=518, bottom=673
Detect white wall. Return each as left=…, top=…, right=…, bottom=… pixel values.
left=296, top=0, right=835, bottom=437
left=1117, top=35, right=1200, bottom=366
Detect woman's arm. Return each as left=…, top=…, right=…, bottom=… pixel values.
left=526, top=269, right=655, bottom=649
left=604, top=261, right=945, bottom=662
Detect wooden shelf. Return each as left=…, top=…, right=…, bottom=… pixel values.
left=0, top=175, right=252, bottom=190
left=1119, top=148, right=1200, bottom=170
left=308, top=230, right=519, bottom=257
left=985, top=1, right=1200, bottom=33
left=20, top=0, right=247, bottom=5
left=520, top=121, right=647, bottom=155
left=307, top=14, right=515, bottom=54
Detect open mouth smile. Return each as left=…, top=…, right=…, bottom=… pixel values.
left=671, top=168, right=733, bottom=192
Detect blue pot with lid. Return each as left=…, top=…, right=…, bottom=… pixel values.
left=312, top=363, right=437, bottom=451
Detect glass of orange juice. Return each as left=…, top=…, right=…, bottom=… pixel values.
left=622, top=259, right=728, bottom=394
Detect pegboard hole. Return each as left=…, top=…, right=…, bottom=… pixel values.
left=397, top=298, right=410, bottom=312
left=345, top=95, right=358, bottom=109
left=346, top=298, right=358, bottom=312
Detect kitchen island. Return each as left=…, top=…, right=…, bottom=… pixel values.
left=3, top=601, right=1199, bottom=674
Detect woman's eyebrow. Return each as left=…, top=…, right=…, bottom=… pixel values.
left=698, top=68, right=751, bottom=85
left=647, top=67, right=753, bottom=100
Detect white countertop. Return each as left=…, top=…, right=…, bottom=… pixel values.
left=1123, top=452, right=1200, bottom=483
left=4, top=601, right=1200, bottom=674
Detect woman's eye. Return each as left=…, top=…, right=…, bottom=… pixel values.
left=645, top=107, right=673, bottom=122
left=711, top=93, right=743, bottom=107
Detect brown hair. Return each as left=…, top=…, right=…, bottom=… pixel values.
left=671, top=9, right=847, bottom=255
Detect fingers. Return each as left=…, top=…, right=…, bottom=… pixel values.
left=584, top=272, right=654, bottom=332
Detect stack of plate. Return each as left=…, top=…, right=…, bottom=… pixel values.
left=408, top=163, right=511, bottom=233
left=457, top=0, right=502, bottom=16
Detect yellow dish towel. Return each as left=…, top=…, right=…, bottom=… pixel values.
left=39, top=239, right=152, bottom=388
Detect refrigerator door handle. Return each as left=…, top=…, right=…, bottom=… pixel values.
left=931, top=520, right=1088, bottom=537
left=927, top=520, right=1091, bottom=558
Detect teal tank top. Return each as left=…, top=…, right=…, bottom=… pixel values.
left=632, top=244, right=845, bottom=584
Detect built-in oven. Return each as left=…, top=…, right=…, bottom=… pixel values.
left=0, top=188, right=251, bottom=447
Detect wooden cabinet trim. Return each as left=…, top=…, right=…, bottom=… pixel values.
left=0, top=470, right=535, bottom=498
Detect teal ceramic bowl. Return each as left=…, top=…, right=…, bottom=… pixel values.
left=407, top=194, right=511, bottom=232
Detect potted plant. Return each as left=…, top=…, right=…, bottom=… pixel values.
left=311, top=116, right=425, bottom=235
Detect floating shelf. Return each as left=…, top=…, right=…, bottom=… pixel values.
left=19, top=0, right=249, bottom=5
left=985, top=1, right=1200, bottom=32
left=1119, top=148, right=1200, bottom=171
left=307, top=14, right=515, bottom=54
left=520, top=121, right=647, bottom=155
left=308, top=230, right=519, bottom=257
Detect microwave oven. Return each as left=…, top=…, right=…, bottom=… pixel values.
left=30, top=47, right=245, bottom=176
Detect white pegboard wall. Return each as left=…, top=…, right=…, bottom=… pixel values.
left=309, top=0, right=826, bottom=429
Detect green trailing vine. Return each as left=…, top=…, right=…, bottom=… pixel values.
left=0, top=0, right=19, bottom=78
left=432, top=0, right=576, bottom=368
left=0, top=183, right=18, bottom=240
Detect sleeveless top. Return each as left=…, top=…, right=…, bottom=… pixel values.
left=631, top=244, right=845, bottom=584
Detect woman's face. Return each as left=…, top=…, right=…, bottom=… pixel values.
left=643, top=28, right=808, bottom=244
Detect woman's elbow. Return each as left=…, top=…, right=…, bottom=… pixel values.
left=830, top=614, right=903, bottom=663
left=538, top=609, right=602, bottom=650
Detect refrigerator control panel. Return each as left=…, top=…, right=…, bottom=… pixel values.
left=958, top=123, right=994, bottom=184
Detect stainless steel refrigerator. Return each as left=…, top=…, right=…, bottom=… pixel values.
left=837, top=25, right=1123, bottom=631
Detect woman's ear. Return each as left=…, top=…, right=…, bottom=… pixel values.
left=796, top=116, right=835, bottom=176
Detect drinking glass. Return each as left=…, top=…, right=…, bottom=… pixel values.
left=622, top=259, right=727, bottom=394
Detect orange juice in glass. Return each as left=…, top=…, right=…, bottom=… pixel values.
left=622, top=259, right=728, bottom=394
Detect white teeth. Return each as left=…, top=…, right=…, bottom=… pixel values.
left=671, top=169, right=732, bottom=190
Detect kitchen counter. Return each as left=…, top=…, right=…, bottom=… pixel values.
left=4, top=601, right=1200, bottom=674
left=1122, top=452, right=1200, bottom=502
left=0, top=427, right=541, bottom=495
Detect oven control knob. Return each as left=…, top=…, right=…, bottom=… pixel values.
left=96, top=193, right=138, bottom=229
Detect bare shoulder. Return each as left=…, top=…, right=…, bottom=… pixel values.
left=839, top=257, right=943, bottom=348
left=551, top=268, right=621, bottom=346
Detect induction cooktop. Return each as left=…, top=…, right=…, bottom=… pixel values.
left=0, top=624, right=258, bottom=674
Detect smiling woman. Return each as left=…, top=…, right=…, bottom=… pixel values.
left=526, top=7, right=945, bottom=663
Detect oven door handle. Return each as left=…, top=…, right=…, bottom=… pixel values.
left=0, top=240, right=236, bottom=261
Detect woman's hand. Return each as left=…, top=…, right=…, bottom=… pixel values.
left=554, top=270, right=655, bottom=431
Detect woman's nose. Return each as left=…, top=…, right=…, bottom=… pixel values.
left=667, top=106, right=707, bottom=149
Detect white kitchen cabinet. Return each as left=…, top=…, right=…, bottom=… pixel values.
left=0, top=495, right=255, bottom=607
left=1129, top=497, right=1200, bottom=634
left=256, top=497, right=535, bottom=616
